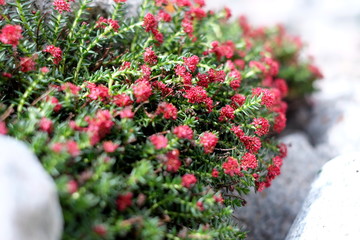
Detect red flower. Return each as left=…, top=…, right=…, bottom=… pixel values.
left=240, top=135, right=261, bottom=153
left=67, top=180, right=78, bottom=194
left=53, top=0, right=71, bottom=13
left=43, top=45, right=62, bottom=64
left=86, top=82, right=109, bottom=101
left=0, top=121, right=8, bottom=135
left=2, top=72, right=12, bottom=78
left=211, top=168, right=219, bottom=178
left=0, top=24, right=22, bottom=48
left=251, top=117, right=270, bottom=136
left=51, top=142, right=63, bottom=153
left=222, top=157, right=241, bottom=176
left=143, top=13, right=158, bottom=32
left=252, top=87, right=275, bottom=108
left=113, top=93, right=133, bottom=107
left=183, top=55, right=200, bottom=72
left=156, top=102, right=178, bottom=120
left=165, top=149, right=181, bottom=172
left=219, top=105, right=235, bottom=121
left=182, top=17, right=194, bottom=38
left=224, top=7, right=232, bottom=20
left=214, top=194, right=224, bottom=204
left=40, top=67, right=50, bottom=74
left=208, top=68, right=226, bottom=82
left=114, top=0, right=126, bottom=3
left=231, top=94, right=246, bottom=108
left=47, top=96, right=62, bottom=112
left=61, top=82, right=80, bottom=95
left=274, top=112, right=286, bottom=133
left=158, top=10, right=172, bottom=22
left=194, top=0, right=205, bottom=7
left=272, top=156, right=283, bottom=167
left=66, top=140, right=80, bottom=157
left=273, top=78, right=288, bottom=97
left=93, top=225, right=107, bottom=236
left=173, top=125, right=193, bottom=140
left=103, top=141, right=119, bottom=153
left=240, top=153, right=258, bottom=170
left=133, top=80, right=153, bottom=103
left=85, top=110, right=114, bottom=145
left=199, top=132, right=218, bottom=154
left=117, top=192, right=133, bottom=211
left=184, top=86, right=208, bottom=103
left=39, top=117, right=53, bottom=134
left=149, top=134, right=168, bottom=149
left=278, top=143, right=287, bottom=158
left=0, top=0, right=6, bottom=5
left=230, top=125, right=244, bottom=138
left=20, top=57, right=36, bottom=72
left=181, top=174, right=197, bottom=188
left=96, top=17, right=120, bottom=31
left=119, top=106, right=135, bottom=119
left=196, top=201, right=204, bottom=211
left=143, top=47, right=158, bottom=65
left=267, top=165, right=281, bottom=180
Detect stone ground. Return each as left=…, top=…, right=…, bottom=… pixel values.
left=205, top=0, right=360, bottom=239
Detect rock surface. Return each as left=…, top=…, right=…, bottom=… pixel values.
left=0, top=135, right=63, bottom=240
left=286, top=153, right=360, bottom=240
left=233, top=132, right=327, bottom=240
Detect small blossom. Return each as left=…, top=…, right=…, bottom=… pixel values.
left=20, top=57, right=36, bottom=72
left=86, top=110, right=114, bottom=145
left=53, top=0, right=71, bottom=13
left=0, top=25, right=22, bottom=47
left=274, top=112, right=286, bottom=133
left=231, top=94, right=246, bottom=108
left=40, top=67, right=50, bottom=74
left=47, top=96, right=62, bottom=112
left=196, top=201, right=204, bottom=211
left=119, top=106, right=135, bottom=119
left=273, top=78, right=288, bottom=97
left=43, top=45, right=62, bottom=64
left=86, top=82, right=109, bottom=101
left=165, top=149, right=181, bottom=172
left=0, top=121, right=8, bottom=135
left=214, top=194, right=224, bottom=204
left=211, top=168, right=219, bottom=178
left=278, top=143, right=288, bottom=158
left=143, top=13, right=158, bottom=32
left=173, top=125, right=193, bottom=140
left=222, top=157, right=241, bottom=176
left=0, top=0, right=6, bottom=5
left=181, top=174, right=197, bottom=188
left=184, top=86, right=208, bottom=103
left=149, top=134, right=168, bottom=149
left=183, top=55, right=200, bottom=72
left=93, top=225, right=107, bottom=236
left=272, top=156, right=283, bottom=168
left=219, top=105, right=235, bottom=121
left=51, top=142, right=63, bottom=153
left=95, top=17, right=120, bottom=31
left=67, top=180, right=78, bottom=194
left=117, top=192, right=133, bottom=211
left=155, top=102, right=178, bottom=120
left=114, top=0, right=126, bottom=2
left=2, top=72, right=12, bottom=78
left=39, top=117, right=53, bottom=134
left=199, top=132, right=218, bottom=154
left=61, top=82, right=81, bottom=95
left=224, top=7, right=232, bottom=20
left=158, top=10, right=172, bottom=22
left=241, top=153, right=258, bottom=170
left=252, top=87, right=275, bottom=108
left=230, top=125, right=244, bottom=138
left=113, top=93, right=133, bottom=107
left=240, top=135, right=262, bottom=153
left=251, top=117, right=270, bottom=136
left=132, top=80, right=152, bottom=103
left=143, top=47, right=158, bottom=65
left=208, top=68, right=226, bottom=82
left=66, top=140, right=80, bottom=157
left=103, top=141, right=119, bottom=153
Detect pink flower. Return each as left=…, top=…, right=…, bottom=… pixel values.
left=211, top=168, right=219, bottom=178
left=0, top=121, right=8, bottom=135
left=208, top=68, right=226, bottom=82
left=224, top=7, right=232, bottom=20
left=67, top=179, right=78, bottom=194
left=66, top=140, right=80, bottom=156
left=214, top=194, right=224, bottom=204
left=113, top=93, right=133, bottom=107
left=199, top=132, right=218, bottom=154
left=278, top=143, right=287, bottom=158
left=2, top=72, right=12, bottom=78
left=240, top=135, right=262, bottom=153
left=165, top=149, right=181, bottom=172
left=183, top=55, right=200, bottom=72
left=230, top=125, right=244, bottom=138
left=86, top=110, right=114, bottom=145
left=103, top=141, right=119, bottom=153
left=93, top=225, right=107, bottom=236
left=0, top=0, right=6, bottom=5
left=272, top=156, right=283, bottom=168
left=196, top=201, right=204, bottom=211
left=252, top=87, right=275, bottom=108
left=114, top=0, right=126, bottom=2
left=149, top=134, right=168, bottom=149
left=119, top=106, right=135, bottom=119
left=251, top=117, right=270, bottom=136
left=47, top=96, right=62, bottom=112
left=274, top=112, right=286, bottom=133
left=273, top=78, right=288, bottom=97
left=173, top=125, right=193, bottom=140
left=53, top=0, right=71, bottom=13
left=51, top=142, right=63, bottom=153
left=143, top=13, right=158, bottom=32
left=219, top=105, right=235, bottom=121
left=20, top=57, right=36, bottom=72
left=158, top=10, right=172, bottom=22
left=40, top=67, right=50, bottom=74
left=43, top=45, right=62, bottom=64
left=132, top=80, right=152, bottom=103
left=181, top=174, right=197, bottom=188
left=39, top=117, right=53, bottom=134
left=222, top=157, right=241, bottom=176
left=117, top=192, right=133, bottom=211
left=61, top=82, right=80, bottom=95
left=0, top=25, right=22, bottom=47
left=95, top=17, right=120, bottom=31
left=184, top=86, right=208, bottom=103
left=240, top=153, right=258, bottom=170
left=155, top=102, right=178, bottom=120
left=143, top=47, right=158, bottom=65
left=86, top=82, right=109, bottom=101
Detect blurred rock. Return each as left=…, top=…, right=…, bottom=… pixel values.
left=233, top=132, right=326, bottom=240
left=286, top=153, right=360, bottom=240
left=0, top=135, right=63, bottom=240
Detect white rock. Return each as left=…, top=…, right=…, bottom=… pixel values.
left=286, top=153, right=360, bottom=240
left=0, top=135, right=63, bottom=240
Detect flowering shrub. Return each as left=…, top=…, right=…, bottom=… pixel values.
left=0, top=0, right=321, bottom=239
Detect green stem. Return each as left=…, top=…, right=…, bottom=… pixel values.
left=52, top=13, right=62, bottom=45
left=17, top=75, right=43, bottom=113
left=15, top=0, right=36, bottom=42
left=68, top=0, right=89, bottom=41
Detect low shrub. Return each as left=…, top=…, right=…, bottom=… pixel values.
left=0, top=0, right=321, bottom=239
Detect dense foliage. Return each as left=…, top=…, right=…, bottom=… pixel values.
left=0, top=0, right=322, bottom=239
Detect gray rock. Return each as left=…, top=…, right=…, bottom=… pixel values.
left=233, top=132, right=326, bottom=240
left=286, top=153, right=360, bottom=240
left=0, top=135, right=63, bottom=240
